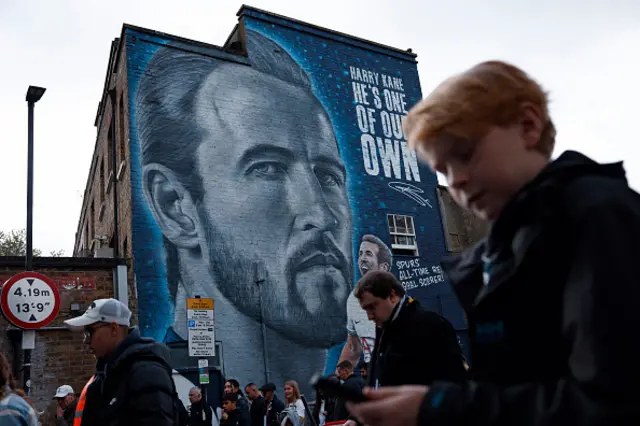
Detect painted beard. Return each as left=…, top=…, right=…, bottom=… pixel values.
left=199, top=208, right=350, bottom=348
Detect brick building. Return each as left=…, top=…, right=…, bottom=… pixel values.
left=69, top=5, right=485, bottom=400
left=437, top=185, right=488, bottom=253
left=0, top=256, right=130, bottom=420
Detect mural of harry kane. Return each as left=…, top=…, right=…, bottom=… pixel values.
left=135, top=29, right=353, bottom=395
left=338, top=234, right=392, bottom=367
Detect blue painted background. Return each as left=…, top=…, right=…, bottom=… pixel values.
left=125, top=12, right=466, bottom=377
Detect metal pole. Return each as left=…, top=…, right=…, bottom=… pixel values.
left=24, top=100, right=35, bottom=395
left=108, top=88, right=119, bottom=258
left=253, top=262, right=271, bottom=384
left=257, top=283, right=270, bottom=384
left=23, top=349, right=31, bottom=396
left=26, top=101, right=34, bottom=271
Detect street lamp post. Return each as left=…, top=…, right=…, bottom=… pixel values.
left=23, top=85, right=46, bottom=395
left=25, top=85, right=46, bottom=271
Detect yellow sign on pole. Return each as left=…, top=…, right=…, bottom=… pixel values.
left=186, top=297, right=215, bottom=357
left=187, top=298, right=214, bottom=310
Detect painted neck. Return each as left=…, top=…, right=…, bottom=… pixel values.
left=175, top=266, right=328, bottom=397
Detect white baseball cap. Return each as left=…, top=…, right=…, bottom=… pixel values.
left=53, top=385, right=74, bottom=398
left=64, top=298, right=131, bottom=330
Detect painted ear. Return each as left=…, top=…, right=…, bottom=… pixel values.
left=142, top=163, right=200, bottom=249
left=518, top=102, right=544, bottom=150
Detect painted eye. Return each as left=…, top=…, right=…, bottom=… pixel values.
left=316, top=168, right=343, bottom=187
left=247, top=162, right=286, bottom=179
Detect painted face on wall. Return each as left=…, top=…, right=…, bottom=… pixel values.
left=358, top=241, right=381, bottom=275
left=193, top=65, right=352, bottom=347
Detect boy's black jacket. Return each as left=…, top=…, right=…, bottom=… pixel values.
left=420, top=151, right=640, bottom=425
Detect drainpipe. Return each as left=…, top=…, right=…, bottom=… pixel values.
left=253, top=262, right=270, bottom=384
left=107, top=88, right=119, bottom=259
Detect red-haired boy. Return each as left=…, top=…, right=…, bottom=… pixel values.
left=347, top=61, right=640, bottom=426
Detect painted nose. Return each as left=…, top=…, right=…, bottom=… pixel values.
left=290, top=169, right=338, bottom=233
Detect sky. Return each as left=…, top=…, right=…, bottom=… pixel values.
left=0, top=0, right=638, bottom=255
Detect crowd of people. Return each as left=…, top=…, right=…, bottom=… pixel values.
left=215, top=378, right=306, bottom=426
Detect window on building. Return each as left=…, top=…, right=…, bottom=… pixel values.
left=387, top=214, right=419, bottom=256
left=119, top=94, right=126, bottom=165
left=99, top=157, right=105, bottom=202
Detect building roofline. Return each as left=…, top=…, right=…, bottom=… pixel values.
left=122, top=23, right=227, bottom=52
left=237, top=4, right=417, bottom=60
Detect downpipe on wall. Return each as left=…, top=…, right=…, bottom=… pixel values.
left=254, top=262, right=271, bottom=384
left=107, top=87, right=120, bottom=260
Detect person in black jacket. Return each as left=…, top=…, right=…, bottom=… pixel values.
left=189, top=386, right=213, bottom=426
left=64, top=298, right=176, bottom=426
left=331, top=360, right=365, bottom=422
left=261, top=383, right=285, bottom=426
left=225, top=379, right=250, bottom=423
left=313, top=374, right=338, bottom=426
left=244, top=383, right=266, bottom=426
left=355, top=271, right=466, bottom=390
left=346, top=60, right=640, bottom=426
left=221, top=392, right=250, bottom=426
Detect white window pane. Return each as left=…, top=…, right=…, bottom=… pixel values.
left=397, top=217, right=407, bottom=233
left=407, top=217, right=415, bottom=234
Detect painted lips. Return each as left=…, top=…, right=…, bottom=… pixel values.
left=296, top=252, right=342, bottom=270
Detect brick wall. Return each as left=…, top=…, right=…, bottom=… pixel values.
left=437, top=185, right=489, bottom=252
left=0, top=257, right=127, bottom=418
left=73, top=36, right=133, bottom=260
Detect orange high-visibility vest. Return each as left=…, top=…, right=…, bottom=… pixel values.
left=73, top=375, right=95, bottom=426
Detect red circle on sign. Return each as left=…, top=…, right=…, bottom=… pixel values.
left=0, top=272, right=61, bottom=329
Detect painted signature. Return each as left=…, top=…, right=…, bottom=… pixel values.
left=388, top=182, right=433, bottom=208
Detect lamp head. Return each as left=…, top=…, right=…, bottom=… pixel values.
left=26, top=86, right=46, bottom=103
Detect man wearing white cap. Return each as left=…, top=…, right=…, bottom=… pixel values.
left=53, top=385, right=76, bottom=426
left=64, top=298, right=177, bottom=426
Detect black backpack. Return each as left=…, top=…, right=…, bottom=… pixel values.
left=133, top=353, right=190, bottom=426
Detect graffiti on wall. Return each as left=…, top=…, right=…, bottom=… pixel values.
left=126, top=14, right=453, bottom=396
left=395, top=259, right=446, bottom=292
left=0, top=276, right=97, bottom=291
left=349, top=65, right=421, bottom=183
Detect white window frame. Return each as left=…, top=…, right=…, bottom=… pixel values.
left=387, top=214, right=419, bottom=255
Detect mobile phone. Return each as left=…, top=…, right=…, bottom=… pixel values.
left=310, top=374, right=368, bottom=403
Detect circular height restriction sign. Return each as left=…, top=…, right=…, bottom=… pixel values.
left=1, top=272, right=60, bottom=329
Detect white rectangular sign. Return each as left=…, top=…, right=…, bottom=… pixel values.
left=187, top=298, right=215, bottom=357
